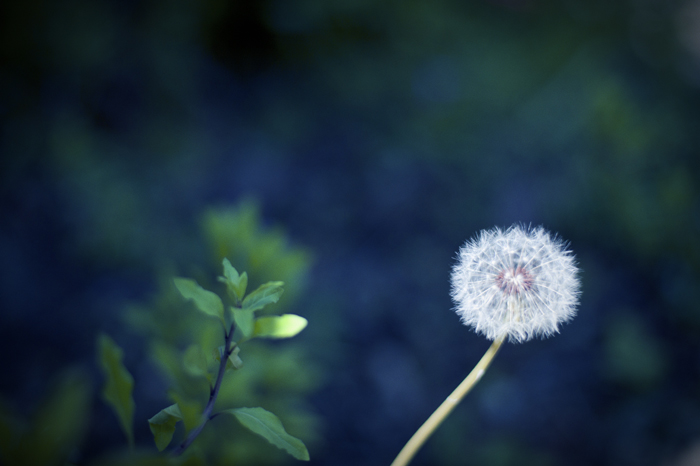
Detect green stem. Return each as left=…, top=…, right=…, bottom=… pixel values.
left=390, top=335, right=505, bottom=466
left=171, top=322, right=237, bottom=456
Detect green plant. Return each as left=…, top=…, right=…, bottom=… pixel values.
left=98, top=259, right=310, bottom=463
left=108, top=203, right=320, bottom=465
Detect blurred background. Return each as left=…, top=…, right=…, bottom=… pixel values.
left=1, top=0, right=700, bottom=465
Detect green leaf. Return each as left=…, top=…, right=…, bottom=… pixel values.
left=147, top=404, right=182, bottom=452
left=183, top=345, right=209, bottom=377
left=218, top=258, right=248, bottom=302
left=254, top=314, right=308, bottom=339
left=224, top=407, right=309, bottom=461
left=98, top=334, right=135, bottom=447
left=241, top=281, right=284, bottom=313
left=173, top=277, right=225, bottom=324
left=232, top=307, right=255, bottom=338
left=215, top=345, right=243, bottom=370
left=170, top=393, right=202, bottom=433
left=24, top=370, right=92, bottom=465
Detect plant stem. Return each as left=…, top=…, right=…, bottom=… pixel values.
left=171, top=322, right=237, bottom=457
left=390, top=335, right=505, bottom=466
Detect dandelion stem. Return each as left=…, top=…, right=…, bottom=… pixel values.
left=390, top=335, right=505, bottom=466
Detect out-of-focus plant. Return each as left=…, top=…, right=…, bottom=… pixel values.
left=165, top=259, right=309, bottom=459
left=99, top=258, right=310, bottom=464
left=0, top=202, right=317, bottom=466
left=0, top=371, right=92, bottom=466
left=119, top=202, right=319, bottom=465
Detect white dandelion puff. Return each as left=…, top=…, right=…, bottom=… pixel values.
left=391, top=225, right=581, bottom=466
left=451, top=224, right=580, bottom=342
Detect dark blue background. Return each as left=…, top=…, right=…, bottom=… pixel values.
left=2, top=0, right=700, bottom=465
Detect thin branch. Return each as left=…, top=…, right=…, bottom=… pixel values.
left=171, top=321, right=237, bottom=457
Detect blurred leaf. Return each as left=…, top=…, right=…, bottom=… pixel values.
left=183, top=345, right=209, bottom=377
left=150, top=342, right=211, bottom=405
left=0, top=372, right=92, bottom=466
left=218, top=258, right=248, bottom=302
left=224, top=407, right=309, bottom=461
left=174, top=278, right=225, bottom=325
left=215, top=345, right=244, bottom=371
left=148, top=404, right=183, bottom=452
left=151, top=342, right=184, bottom=381
left=232, top=307, right=255, bottom=339
left=242, top=282, right=284, bottom=313
left=170, top=393, right=203, bottom=433
left=24, top=370, right=92, bottom=465
left=254, top=315, right=308, bottom=339
left=98, top=334, right=135, bottom=447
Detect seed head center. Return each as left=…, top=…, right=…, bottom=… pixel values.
left=495, top=265, right=534, bottom=296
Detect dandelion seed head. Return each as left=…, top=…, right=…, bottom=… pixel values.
left=450, top=224, right=580, bottom=342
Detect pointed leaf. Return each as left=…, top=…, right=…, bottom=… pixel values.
left=232, top=307, right=255, bottom=338
left=241, top=281, right=284, bottom=313
left=148, top=404, right=182, bottom=452
left=225, top=407, right=309, bottom=461
left=98, top=334, right=135, bottom=447
left=254, top=315, right=308, bottom=339
left=173, top=278, right=225, bottom=324
left=183, top=345, right=209, bottom=377
left=218, top=258, right=248, bottom=302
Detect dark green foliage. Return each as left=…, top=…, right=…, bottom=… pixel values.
left=98, top=334, right=136, bottom=448
left=0, top=371, right=91, bottom=466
